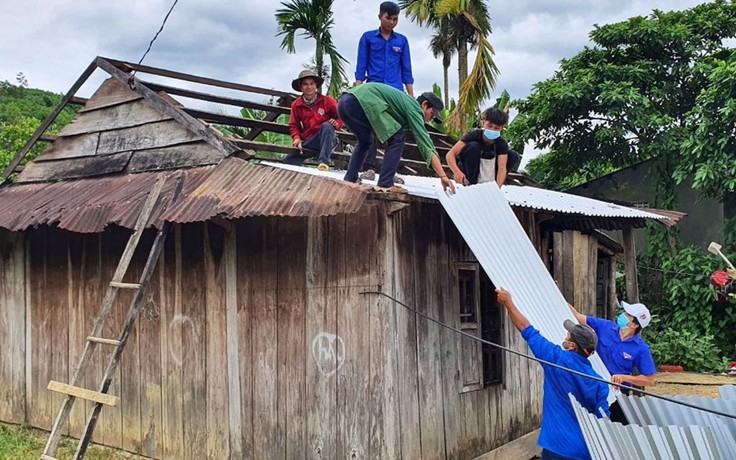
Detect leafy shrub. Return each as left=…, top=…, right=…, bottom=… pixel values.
left=646, top=328, right=726, bottom=373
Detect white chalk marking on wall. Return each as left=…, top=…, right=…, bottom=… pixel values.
left=311, top=332, right=345, bottom=378
left=168, top=314, right=194, bottom=366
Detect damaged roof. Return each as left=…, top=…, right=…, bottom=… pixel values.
left=0, top=158, right=367, bottom=233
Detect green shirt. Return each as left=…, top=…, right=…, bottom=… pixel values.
left=346, top=83, right=437, bottom=166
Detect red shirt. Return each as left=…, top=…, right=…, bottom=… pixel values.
left=289, top=94, right=343, bottom=141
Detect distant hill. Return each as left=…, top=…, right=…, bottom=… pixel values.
left=0, top=79, right=78, bottom=176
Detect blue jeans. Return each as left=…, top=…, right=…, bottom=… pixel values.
left=338, top=93, right=406, bottom=187
left=283, top=122, right=336, bottom=165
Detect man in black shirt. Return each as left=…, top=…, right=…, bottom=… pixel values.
left=446, top=108, right=510, bottom=187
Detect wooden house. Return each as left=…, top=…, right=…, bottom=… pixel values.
left=0, top=57, right=666, bottom=459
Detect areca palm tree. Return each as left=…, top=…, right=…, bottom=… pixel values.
left=275, top=0, right=348, bottom=97
left=401, top=0, right=498, bottom=130
left=428, top=17, right=456, bottom=108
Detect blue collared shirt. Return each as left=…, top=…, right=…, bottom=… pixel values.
left=586, top=316, right=656, bottom=384
left=521, top=326, right=610, bottom=460
left=355, top=29, right=414, bottom=91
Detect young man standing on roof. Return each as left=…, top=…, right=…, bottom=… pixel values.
left=497, top=288, right=609, bottom=460
left=338, top=82, right=455, bottom=193
left=446, top=108, right=511, bottom=188
left=567, top=300, right=656, bottom=424
left=354, top=1, right=414, bottom=182
left=284, top=69, right=343, bottom=171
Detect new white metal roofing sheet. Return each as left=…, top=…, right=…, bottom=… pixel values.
left=264, top=162, right=665, bottom=220
left=437, top=183, right=614, bottom=402
left=571, top=394, right=722, bottom=460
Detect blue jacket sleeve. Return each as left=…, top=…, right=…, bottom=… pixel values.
left=521, top=325, right=562, bottom=363
left=400, top=36, right=414, bottom=84
left=355, top=33, right=369, bottom=81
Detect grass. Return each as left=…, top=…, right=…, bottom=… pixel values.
left=0, top=423, right=135, bottom=460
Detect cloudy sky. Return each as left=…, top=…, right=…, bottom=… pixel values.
left=0, top=0, right=707, bottom=165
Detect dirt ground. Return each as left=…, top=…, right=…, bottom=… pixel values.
left=647, top=372, right=735, bottom=398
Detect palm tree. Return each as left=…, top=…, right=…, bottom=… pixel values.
left=275, top=0, right=348, bottom=97
left=428, top=17, right=456, bottom=108
left=401, top=0, right=498, bottom=130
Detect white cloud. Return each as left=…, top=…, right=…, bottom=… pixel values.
left=0, top=0, right=710, bottom=164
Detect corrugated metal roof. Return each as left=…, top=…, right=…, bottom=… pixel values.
left=0, top=158, right=366, bottom=233
left=617, top=393, right=736, bottom=459
left=720, top=385, right=736, bottom=400
left=265, top=162, right=666, bottom=221
left=436, top=183, right=614, bottom=403
left=570, top=394, right=722, bottom=460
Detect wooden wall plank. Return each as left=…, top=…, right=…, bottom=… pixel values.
left=305, top=216, right=338, bottom=459
left=34, top=133, right=100, bottom=162
left=0, top=230, right=26, bottom=424
left=59, top=98, right=172, bottom=137
left=17, top=151, right=132, bottom=183
left=250, top=218, right=282, bottom=458
left=439, top=217, right=465, bottom=459
left=412, top=204, right=447, bottom=459
left=180, top=224, right=207, bottom=460
left=276, top=218, right=308, bottom=459
left=66, top=234, right=87, bottom=439
left=159, top=225, right=184, bottom=459
left=224, top=228, right=243, bottom=459
left=138, top=232, right=166, bottom=459
left=235, top=221, right=255, bottom=458
left=80, top=78, right=143, bottom=113
left=126, top=142, right=223, bottom=173
left=392, top=207, right=423, bottom=460
left=97, top=120, right=200, bottom=156
left=203, top=224, right=230, bottom=459
left=338, top=211, right=371, bottom=458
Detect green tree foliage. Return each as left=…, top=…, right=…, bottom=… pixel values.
left=275, top=0, right=349, bottom=97
left=511, top=1, right=736, bottom=196
left=0, top=80, right=78, bottom=174
left=645, top=328, right=727, bottom=372
left=677, top=51, right=736, bottom=198
left=400, top=0, right=498, bottom=131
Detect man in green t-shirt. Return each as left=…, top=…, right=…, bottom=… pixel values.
left=337, top=83, right=455, bottom=193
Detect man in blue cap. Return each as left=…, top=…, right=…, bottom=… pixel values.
left=497, top=288, right=610, bottom=460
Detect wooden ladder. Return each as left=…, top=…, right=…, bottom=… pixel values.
left=41, top=175, right=179, bottom=460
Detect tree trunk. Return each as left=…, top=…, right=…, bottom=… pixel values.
left=315, top=38, right=324, bottom=93
left=443, top=63, right=449, bottom=109
left=457, top=41, right=469, bottom=128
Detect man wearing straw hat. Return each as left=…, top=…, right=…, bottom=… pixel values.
left=284, top=69, right=343, bottom=171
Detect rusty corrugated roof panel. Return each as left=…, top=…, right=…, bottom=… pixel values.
left=162, top=158, right=367, bottom=222
left=0, top=158, right=367, bottom=233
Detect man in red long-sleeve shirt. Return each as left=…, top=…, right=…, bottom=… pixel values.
left=285, top=70, right=343, bottom=171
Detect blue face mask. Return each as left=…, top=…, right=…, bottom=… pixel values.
left=483, top=129, right=501, bottom=140
left=616, top=313, right=630, bottom=329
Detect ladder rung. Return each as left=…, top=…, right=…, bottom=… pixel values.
left=87, top=336, right=121, bottom=346
left=109, top=281, right=141, bottom=289
left=47, top=381, right=120, bottom=407
left=41, top=455, right=59, bottom=460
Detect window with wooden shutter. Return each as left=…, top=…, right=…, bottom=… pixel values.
left=456, top=262, right=504, bottom=392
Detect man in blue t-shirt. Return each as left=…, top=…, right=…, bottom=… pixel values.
left=353, top=2, right=415, bottom=181
left=497, top=289, right=610, bottom=460
left=568, top=300, right=656, bottom=424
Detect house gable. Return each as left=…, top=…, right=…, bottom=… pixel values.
left=17, top=77, right=225, bottom=183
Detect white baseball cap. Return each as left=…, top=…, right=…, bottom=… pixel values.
left=621, top=301, right=651, bottom=328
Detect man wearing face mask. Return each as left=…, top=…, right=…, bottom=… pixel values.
left=446, top=108, right=510, bottom=188
left=567, top=300, right=656, bottom=424
left=497, top=288, right=609, bottom=460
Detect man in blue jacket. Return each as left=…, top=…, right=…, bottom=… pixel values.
left=497, top=288, right=610, bottom=460
left=353, top=1, right=415, bottom=181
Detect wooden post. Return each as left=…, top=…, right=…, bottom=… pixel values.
left=622, top=228, right=639, bottom=303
